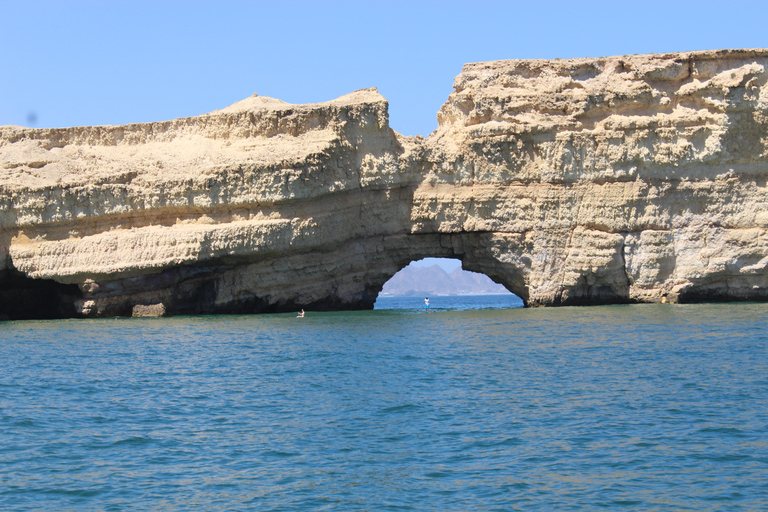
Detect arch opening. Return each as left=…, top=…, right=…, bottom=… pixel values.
left=373, top=258, right=523, bottom=311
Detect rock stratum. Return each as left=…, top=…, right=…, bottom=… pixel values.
left=2, top=49, right=768, bottom=319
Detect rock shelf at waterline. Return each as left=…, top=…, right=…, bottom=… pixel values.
left=2, top=49, right=768, bottom=319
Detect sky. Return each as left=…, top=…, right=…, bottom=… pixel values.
left=410, top=257, right=462, bottom=271
left=2, top=0, right=767, bottom=137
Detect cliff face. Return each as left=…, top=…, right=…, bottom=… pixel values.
left=2, top=49, right=768, bottom=318
left=419, top=49, right=768, bottom=306
left=1, top=89, right=420, bottom=317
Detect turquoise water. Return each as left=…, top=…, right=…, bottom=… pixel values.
left=375, top=294, right=524, bottom=311
left=2, top=297, right=768, bottom=510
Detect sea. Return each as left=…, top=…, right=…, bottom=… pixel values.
left=2, top=295, right=767, bottom=511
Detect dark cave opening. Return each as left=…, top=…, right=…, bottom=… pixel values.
left=0, top=269, right=83, bottom=321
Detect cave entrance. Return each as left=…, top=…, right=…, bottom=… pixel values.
left=373, top=258, right=523, bottom=311
left=0, top=269, right=83, bottom=320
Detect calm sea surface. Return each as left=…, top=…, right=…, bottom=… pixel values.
left=2, top=296, right=767, bottom=511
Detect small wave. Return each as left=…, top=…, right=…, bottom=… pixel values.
left=692, top=453, right=752, bottom=462
left=425, top=471, right=452, bottom=478
left=42, top=488, right=102, bottom=498
left=468, top=437, right=524, bottom=449
left=701, top=492, right=746, bottom=502
left=181, top=395, right=210, bottom=401
left=379, top=404, right=419, bottom=414
left=502, top=481, right=531, bottom=491
left=697, top=427, right=746, bottom=436
left=110, top=436, right=154, bottom=447
left=522, top=456, right=557, bottom=463
left=610, top=499, right=643, bottom=506
left=90, top=416, right=118, bottom=424
left=496, top=437, right=523, bottom=446
left=261, top=450, right=299, bottom=458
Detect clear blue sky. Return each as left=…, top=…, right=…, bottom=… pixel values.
left=2, top=1, right=766, bottom=136
left=411, top=257, right=462, bottom=271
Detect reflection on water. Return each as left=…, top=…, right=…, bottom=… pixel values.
left=1, top=301, right=768, bottom=511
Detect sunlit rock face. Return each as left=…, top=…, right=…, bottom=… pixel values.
left=2, top=49, right=768, bottom=318
left=0, top=89, right=422, bottom=317
left=419, top=48, right=768, bottom=306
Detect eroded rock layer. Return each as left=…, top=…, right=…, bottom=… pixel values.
left=2, top=49, right=768, bottom=318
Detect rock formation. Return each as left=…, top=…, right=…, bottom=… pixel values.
left=2, top=49, right=767, bottom=319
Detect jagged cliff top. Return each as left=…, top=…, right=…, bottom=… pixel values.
left=3, top=49, right=767, bottom=193
left=434, top=48, right=768, bottom=148
left=0, top=88, right=389, bottom=192
left=461, top=48, right=768, bottom=70
left=215, top=87, right=386, bottom=114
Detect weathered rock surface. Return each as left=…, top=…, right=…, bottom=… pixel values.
left=132, top=303, right=166, bottom=318
left=2, top=49, right=768, bottom=318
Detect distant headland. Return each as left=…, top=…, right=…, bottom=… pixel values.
left=2, top=49, right=768, bottom=319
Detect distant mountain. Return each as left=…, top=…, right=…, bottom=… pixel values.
left=380, top=264, right=511, bottom=296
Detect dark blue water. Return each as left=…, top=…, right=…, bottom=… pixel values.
left=2, top=297, right=768, bottom=510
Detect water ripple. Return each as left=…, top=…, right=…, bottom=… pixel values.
left=1, top=301, right=768, bottom=510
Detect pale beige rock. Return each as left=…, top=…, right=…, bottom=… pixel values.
left=1, top=50, right=768, bottom=318
left=132, top=303, right=166, bottom=318
left=420, top=48, right=768, bottom=305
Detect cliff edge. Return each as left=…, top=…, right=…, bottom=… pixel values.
left=2, top=49, right=767, bottom=318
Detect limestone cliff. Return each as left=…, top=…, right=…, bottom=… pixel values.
left=2, top=49, right=767, bottom=319
left=422, top=49, right=768, bottom=305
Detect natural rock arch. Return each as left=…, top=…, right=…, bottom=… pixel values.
left=365, top=234, right=530, bottom=305
left=2, top=49, right=768, bottom=318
